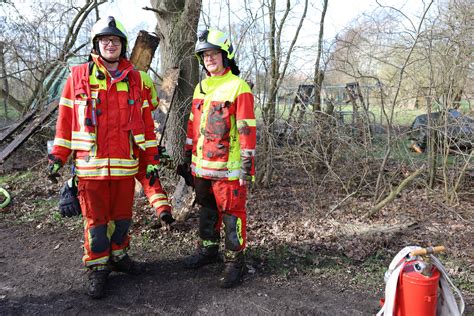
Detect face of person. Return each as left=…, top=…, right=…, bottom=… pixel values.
left=98, top=35, right=122, bottom=61
left=202, top=49, right=225, bottom=76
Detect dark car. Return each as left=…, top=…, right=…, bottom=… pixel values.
left=409, top=109, right=474, bottom=153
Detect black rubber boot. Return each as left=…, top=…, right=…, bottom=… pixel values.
left=184, top=243, right=219, bottom=269
left=109, top=254, right=143, bottom=275
left=87, top=267, right=110, bottom=299
left=220, top=250, right=247, bottom=289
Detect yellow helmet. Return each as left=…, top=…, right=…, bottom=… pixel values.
left=195, top=28, right=235, bottom=65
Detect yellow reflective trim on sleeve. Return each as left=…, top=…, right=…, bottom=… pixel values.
left=59, top=97, right=73, bottom=108
left=237, top=119, right=256, bottom=128
left=143, top=100, right=150, bottom=108
left=53, top=138, right=71, bottom=148
left=189, top=112, right=194, bottom=121
left=72, top=131, right=96, bottom=141
left=145, top=139, right=158, bottom=148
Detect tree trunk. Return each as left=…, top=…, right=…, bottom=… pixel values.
left=0, top=42, right=9, bottom=122
left=149, top=0, right=202, bottom=163
left=312, top=0, right=328, bottom=112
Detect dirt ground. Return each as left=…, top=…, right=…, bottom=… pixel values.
left=0, top=221, right=381, bottom=315
left=0, top=165, right=472, bottom=315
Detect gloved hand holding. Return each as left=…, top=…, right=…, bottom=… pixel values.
left=146, top=164, right=160, bottom=186
left=59, top=177, right=81, bottom=217
left=158, top=145, right=174, bottom=169
left=159, top=210, right=175, bottom=225
left=176, top=163, right=193, bottom=187
left=176, top=150, right=193, bottom=187
left=47, top=154, right=63, bottom=184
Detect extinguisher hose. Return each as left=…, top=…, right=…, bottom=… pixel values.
left=0, top=188, right=11, bottom=208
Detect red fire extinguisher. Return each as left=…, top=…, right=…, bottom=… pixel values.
left=378, top=246, right=451, bottom=316
left=393, top=259, right=441, bottom=316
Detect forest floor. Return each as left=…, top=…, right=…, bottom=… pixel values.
left=0, top=160, right=472, bottom=315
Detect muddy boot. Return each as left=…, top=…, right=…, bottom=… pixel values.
left=109, top=254, right=143, bottom=275
left=220, top=250, right=247, bottom=289
left=87, top=266, right=110, bottom=299
left=184, top=242, right=219, bottom=269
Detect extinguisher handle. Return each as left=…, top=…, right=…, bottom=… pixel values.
left=410, top=245, right=446, bottom=257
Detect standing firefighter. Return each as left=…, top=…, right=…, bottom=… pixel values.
left=180, top=28, right=256, bottom=288
left=48, top=16, right=162, bottom=299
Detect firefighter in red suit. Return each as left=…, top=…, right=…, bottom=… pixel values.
left=181, top=29, right=256, bottom=288
left=48, top=16, right=162, bottom=299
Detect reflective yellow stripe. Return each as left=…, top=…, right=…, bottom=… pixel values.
left=53, top=138, right=71, bottom=148
left=109, top=158, right=139, bottom=167
left=150, top=193, right=167, bottom=199
left=189, top=112, right=194, bottom=121
left=71, top=141, right=94, bottom=151
left=192, top=155, right=240, bottom=170
left=143, top=100, right=150, bottom=108
left=237, top=119, right=256, bottom=128
left=110, top=167, right=139, bottom=176
left=59, top=97, right=73, bottom=108
left=72, top=131, right=96, bottom=140
left=76, top=168, right=110, bottom=177
left=85, top=256, right=109, bottom=266
left=152, top=200, right=171, bottom=208
left=192, top=165, right=240, bottom=180
left=145, top=139, right=157, bottom=148
left=76, top=157, right=109, bottom=167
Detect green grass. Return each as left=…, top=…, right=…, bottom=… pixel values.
left=0, top=171, right=35, bottom=185
left=255, top=100, right=472, bottom=126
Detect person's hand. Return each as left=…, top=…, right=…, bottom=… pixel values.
left=159, top=211, right=175, bottom=225
left=176, top=163, right=193, bottom=187
left=146, top=164, right=160, bottom=186
left=59, top=177, right=81, bottom=217
left=47, top=154, right=63, bottom=184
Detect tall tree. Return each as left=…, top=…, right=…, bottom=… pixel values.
left=260, top=0, right=309, bottom=187
left=148, top=0, right=202, bottom=162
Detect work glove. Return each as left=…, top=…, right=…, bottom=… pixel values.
left=176, top=150, right=193, bottom=187
left=159, top=210, right=175, bottom=225
left=47, top=154, right=63, bottom=184
left=158, top=146, right=174, bottom=169
left=59, top=177, right=81, bottom=217
left=176, top=163, right=193, bottom=187
left=146, top=164, right=160, bottom=186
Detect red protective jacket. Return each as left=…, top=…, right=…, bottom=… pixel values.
left=52, top=55, right=158, bottom=179
left=185, top=68, right=256, bottom=181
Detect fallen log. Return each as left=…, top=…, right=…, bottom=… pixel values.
left=363, top=165, right=425, bottom=218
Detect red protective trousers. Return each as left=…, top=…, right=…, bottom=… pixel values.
left=194, top=178, right=247, bottom=251
left=78, top=178, right=135, bottom=267
left=135, top=162, right=171, bottom=216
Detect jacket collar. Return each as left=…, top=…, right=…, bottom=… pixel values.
left=90, top=54, right=134, bottom=82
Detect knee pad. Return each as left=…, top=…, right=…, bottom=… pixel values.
left=110, top=219, right=131, bottom=245
left=199, top=207, right=219, bottom=241
left=89, top=225, right=109, bottom=253
left=223, top=214, right=243, bottom=251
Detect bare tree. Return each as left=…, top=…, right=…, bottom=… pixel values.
left=259, top=0, right=309, bottom=187
left=147, top=0, right=202, bottom=162
left=0, top=0, right=106, bottom=116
